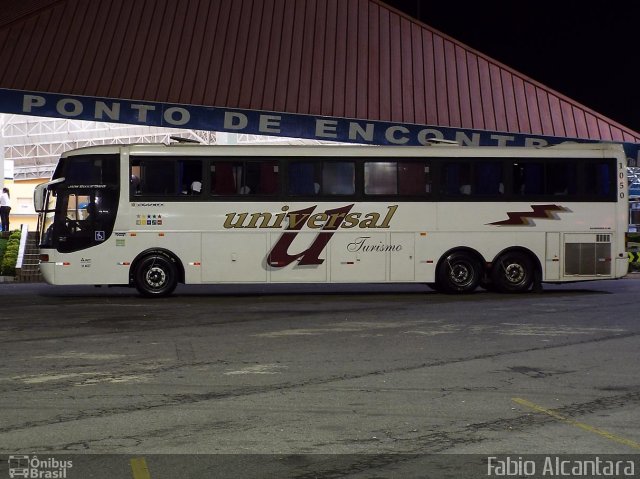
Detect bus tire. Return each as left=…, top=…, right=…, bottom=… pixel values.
left=134, top=254, right=178, bottom=297
left=436, top=251, right=481, bottom=294
left=491, top=251, right=533, bottom=293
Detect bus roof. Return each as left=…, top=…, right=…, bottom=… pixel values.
left=61, top=141, right=626, bottom=159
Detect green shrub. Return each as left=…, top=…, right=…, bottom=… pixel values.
left=1, top=253, right=18, bottom=276
left=0, top=230, right=21, bottom=276
left=0, top=238, right=7, bottom=263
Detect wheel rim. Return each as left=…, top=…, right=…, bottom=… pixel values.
left=448, top=259, right=474, bottom=287
left=492, top=253, right=533, bottom=293
left=135, top=255, right=178, bottom=297
left=504, top=262, right=526, bottom=284
left=145, top=265, right=168, bottom=289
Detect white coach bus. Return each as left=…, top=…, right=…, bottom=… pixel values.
left=34, top=142, right=629, bottom=297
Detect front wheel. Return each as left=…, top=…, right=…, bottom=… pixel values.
left=134, top=254, right=178, bottom=297
left=491, top=252, right=534, bottom=293
left=436, top=252, right=481, bottom=294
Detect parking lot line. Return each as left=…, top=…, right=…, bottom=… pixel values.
left=512, top=397, right=640, bottom=451
left=130, top=457, right=151, bottom=479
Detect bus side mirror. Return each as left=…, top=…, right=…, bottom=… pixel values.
left=34, top=183, right=46, bottom=212
left=34, top=177, right=65, bottom=212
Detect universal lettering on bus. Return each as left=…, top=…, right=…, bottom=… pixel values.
left=227, top=204, right=401, bottom=268
left=223, top=205, right=398, bottom=230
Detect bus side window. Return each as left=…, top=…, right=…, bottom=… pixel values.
left=398, top=161, right=431, bottom=195
left=258, top=161, right=279, bottom=194
left=211, top=161, right=279, bottom=196
left=475, top=161, right=503, bottom=195
left=211, top=162, right=236, bottom=195
left=288, top=162, right=318, bottom=195
left=513, top=162, right=543, bottom=195
left=365, top=162, right=397, bottom=195
left=443, top=163, right=471, bottom=196
left=585, top=162, right=612, bottom=197
left=177, top=159, right=203, bottom=195
left=322, top=162, right=355, bottom=195
left=139, top=160, right=176, bottom=195
left=547, top=162, right=577, bottom=196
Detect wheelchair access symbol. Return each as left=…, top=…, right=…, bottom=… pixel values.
left=95, top=231, right=105, bottom=242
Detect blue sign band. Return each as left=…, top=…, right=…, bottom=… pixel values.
left=2, top=87, right=639, bottom=180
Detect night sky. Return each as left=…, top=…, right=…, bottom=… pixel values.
left=384, top=1, right=640, bottom=133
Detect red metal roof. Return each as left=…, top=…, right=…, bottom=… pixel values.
left=1, top=0, right=639, bottom=143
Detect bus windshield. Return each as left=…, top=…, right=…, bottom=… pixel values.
left=38, top=153, right=120, bottom=252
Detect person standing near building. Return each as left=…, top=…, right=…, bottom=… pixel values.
left=0, top=187, right=11, bottom=232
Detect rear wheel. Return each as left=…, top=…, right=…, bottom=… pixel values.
left=491, top=252, right=534, bottom=293
left=134, top=254, right=178, bottom=297
left=436, top=252, right=481, bottom=294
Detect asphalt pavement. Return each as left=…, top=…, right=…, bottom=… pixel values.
left=1, top=279, right=639, bottom=477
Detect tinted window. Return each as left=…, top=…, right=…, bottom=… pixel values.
left=131, top=157, right=205, bottom=197
left=399, top=161, right=431, bottom=195
left=443, top=163, right=472, bottom=195
left=365, top=162, right=396, bottom=194
left=288, top=161, right=354, bottom=196
left=139, top=160, right=175, bottom=195
left=513, top=162, right=544, bottom=195
left=211, top=160, right=278, bottom=195
left=441, top=161, right=503, bottom=196
left=288, top=162, right=318, bottom=195
left=513, top=160, right=577, bottom=196
left=60, top=155, right=119, bottom=185
left=585, top=161, right=613, bottom=197
left=322, top=162, right=355, bottom=195
left=547, top=162, right=577, bottom=196
left=475, top=162, right=503, bottom=195
left=364, top=161, right=431, bottom=195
